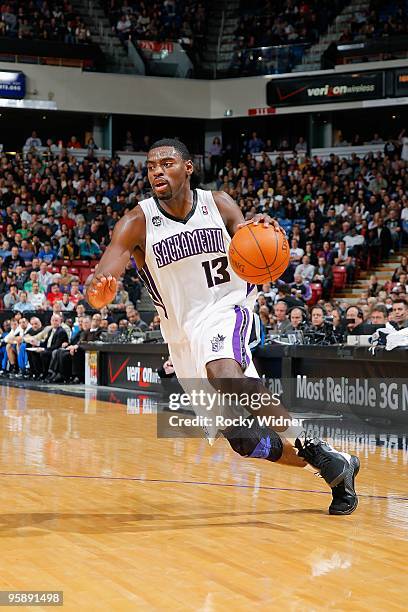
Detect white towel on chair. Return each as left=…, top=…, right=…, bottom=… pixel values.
left=370, top=323, right=408, bottom=352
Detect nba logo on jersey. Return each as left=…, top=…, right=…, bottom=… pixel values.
left=201, top=205, right=208, bottom=215
left=211, top=334, right=226, bottom=352
left=152, top=216, right=162, bottom=226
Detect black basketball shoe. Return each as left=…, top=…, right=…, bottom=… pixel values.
left=295, top=436, right=360, bottom=515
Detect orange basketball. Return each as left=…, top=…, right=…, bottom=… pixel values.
left=229, top=224, right=290, bottom=284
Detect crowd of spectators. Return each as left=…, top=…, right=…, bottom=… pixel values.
left=233, top=0, right=408, bottom=55
left=0, top=130, right=161, bottom=380
left=103, top=0, right=206, bottom=53
left=0, top=125, right=407, bottom=380
left=339, top=0, right=408, bottom=44
left=229, top=0, right=408, bottom=76
left=23, top=131, right=99, bottom=157
left=208, top=129, right=408, bottom=174
left=252, top=254, right=408, bottom=346
left=2, top=0, right=406, bottom=77
left=211, top=129, right=408, bottom=340
left=0, top=304, right=158, bottom=382
left=223, top=129, right=408, bottom=342
left=234, top=0, right=347, bottom=50
left=0, top=0, right=91, bottom=44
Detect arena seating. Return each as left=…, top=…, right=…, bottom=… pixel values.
left=341, top=0, right=408, bottom=43
left=2, top=0, right=405, bottom=76
left=0, top=131, right=406, bottom=368
left=0, top=0, right=91, bottom=44
left=101, top=0, right=207, bottom=65
left=234, top=0, right=347, bottom=49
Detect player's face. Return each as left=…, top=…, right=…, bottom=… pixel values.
left=147, top=147, right=193, bottom=201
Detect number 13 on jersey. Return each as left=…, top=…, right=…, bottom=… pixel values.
left=201, top=256, right=231, bottom=288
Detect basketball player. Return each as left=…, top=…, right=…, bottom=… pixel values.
left=86, top=139, right=359, bottom=515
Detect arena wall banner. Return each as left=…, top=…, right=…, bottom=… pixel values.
left=83, top=343, right=407, bottom=423
left=280, top=355, right=408, bottom=422
left=0, top=71, right=25, bottom=100
left=266, top=71, right=384, bottom=107
left=102, top=351, right=163, bottom=392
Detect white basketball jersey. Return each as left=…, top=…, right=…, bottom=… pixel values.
left=138, top=188, right=256, bottom=343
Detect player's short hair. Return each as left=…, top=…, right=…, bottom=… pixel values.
left=148, top=138, right=191, bottom=160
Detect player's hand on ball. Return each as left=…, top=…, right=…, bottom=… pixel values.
left=87, top=274, right=117, bottom=309
left=237, top=213, right=286, bottom=236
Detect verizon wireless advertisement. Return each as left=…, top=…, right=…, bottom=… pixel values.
left=267, top=71, right=384, bottom=107
left=104, top=352, right=163, bottom=392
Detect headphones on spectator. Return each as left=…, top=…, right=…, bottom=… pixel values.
left=346, top=306, right=364, bottom=320
left=288, top=306, right=308, bottom=322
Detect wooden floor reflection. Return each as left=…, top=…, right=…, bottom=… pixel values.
left=0, top=385, right=406, bottom=611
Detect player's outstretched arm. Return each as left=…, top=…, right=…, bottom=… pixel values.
left=86, top=207, right=146, bottom=310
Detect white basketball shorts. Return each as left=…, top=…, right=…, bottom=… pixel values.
left=168, top=304, right=259, bottom=379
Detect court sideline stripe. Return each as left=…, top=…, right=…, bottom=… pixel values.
left=0, top=471, right=406, bottom=501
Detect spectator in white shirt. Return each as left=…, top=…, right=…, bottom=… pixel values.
left=399, top=129, right=408, bottom=161
left=27, top=282, right=47, bottom=311
left=3, top=319, right=21, bottom=345
left=295, top=255, right=316, bottom=283
left=295, top=137, right=307, bottom=153
left=6, top=317, right=32, bottom=373
left=116, top=15, right=132, bottom=39
left=344, top=228, right=365, bottom=252
left=48, top=194, right=62, bottom=215
left=289, top=238, right=304, bottom=264
left=37, top=262, right=53, bottom=292
left=25, top=131, right=42, bottom=148
left=401, top=200, right=408, bottom=223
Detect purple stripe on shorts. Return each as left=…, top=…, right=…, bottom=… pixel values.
left=242, top=308, right=251, bottom=366
left=233, top=305, right=243, bottom=364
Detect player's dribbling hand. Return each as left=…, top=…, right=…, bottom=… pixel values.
left=237, top=214, right=286, bottom=235
left=87, top=274, right=117, bottom=309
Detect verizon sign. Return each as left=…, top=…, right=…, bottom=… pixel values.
left=267, top=72, right=384, bottom=107
left=306, top=83, right=375, bottom=97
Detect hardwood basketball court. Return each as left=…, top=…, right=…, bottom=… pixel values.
left=0, top=384, right=406, bottom=610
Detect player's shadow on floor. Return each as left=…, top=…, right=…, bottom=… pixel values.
left=0, top=508, right=324, bottom=536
